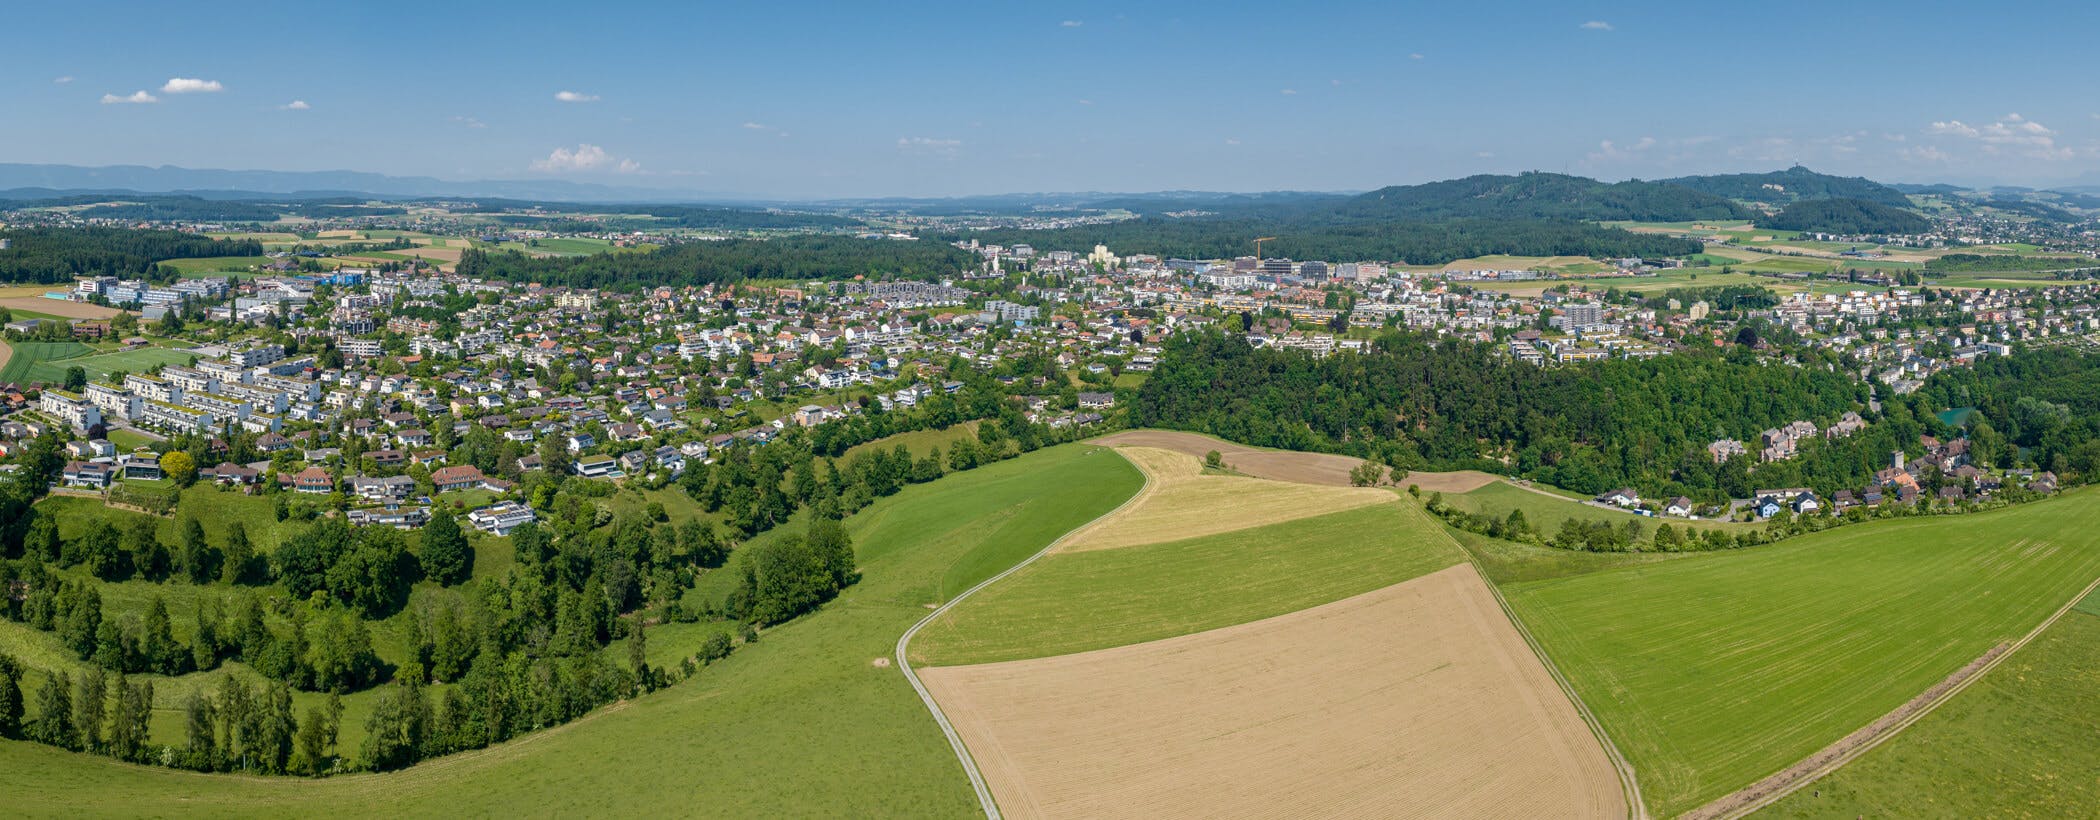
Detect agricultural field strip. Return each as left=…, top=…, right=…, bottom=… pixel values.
left=895, top=448, right=1155, bottom=820
left=1706, top=572, right=2100, bottom=820
left=916, top=565, right=1628, bottom=819
left=1436, top=507, right=1650, bottom=819
left=1054, top=446, right=1393, bottom=552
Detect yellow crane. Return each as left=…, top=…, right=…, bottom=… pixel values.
left=1252, top=236, right=1277, bottom=258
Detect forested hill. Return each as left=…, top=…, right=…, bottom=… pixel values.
left=1335, top=172, right=1754, bottom=222
left=941, top=217, right=1702, bottom=267
left=1132, top=331, right=1934, bottom=502
left=0, top=227, right=265, bottom=284
left=1756, top=198, right=1933, bottom=234
left=1662, top=166, right=1913, bottom=208
left=454, top=235, right=979, bottom=289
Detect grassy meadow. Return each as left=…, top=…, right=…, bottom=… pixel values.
left=911, top=500, right=1464, bottom=666
left=1503, top=487, right=2100, bottom=816
left=0, top=442, right=1142, bottom=816
left=1759, top=589, right=2100, bottom=818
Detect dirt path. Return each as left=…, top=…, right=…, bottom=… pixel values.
left=1687, top=573, right=2100, bottom=819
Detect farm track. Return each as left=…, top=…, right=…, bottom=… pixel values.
left=1692, top=573, right=2100, bottom=819
left=896, top=447, right=1153, bottom=820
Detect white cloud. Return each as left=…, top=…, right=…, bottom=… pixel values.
left=1331, top=79, right=1343, bottom=86
left=1061, top=19, right=1083, bottom=27
left=1901, top=145, right=1950, bottom=163
left=897, top=137, right=963, bottom=157
left=1280, top=88, right=1297, bottom=95
left=1225, top=138, right=1241, bottom=145
left=1076, top=98, right=1094, bottom=105
left=101, top=90, right=158, bottom=105
left=281, top=100, right=311, bottom=111
left=1927, top=115, right=2071, bottom=160
left=554, top=90, right=599, bottom=103
left=1580, top=20, right=1614, bottom=31
left=451, top=115, right=486, bottom=129
left=53, top=76, right=73, bottom=84
left=161, top=77, right=223, bottom=94
left=1409, top=53, right=1424, bottom=60
left=529, top=143, right=640, bottom=173
left=1587, top=136, right=1657, bottom=162
left=1927, top=120, right=1979, bottom=137
left=742, top=121, right=769, bottom=130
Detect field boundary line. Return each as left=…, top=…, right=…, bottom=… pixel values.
left=1438, top=517, right=1649, bottom=820
left=1695, top=572, right=2100, bottom=820
left=895, top=446, right=1152, bottom=820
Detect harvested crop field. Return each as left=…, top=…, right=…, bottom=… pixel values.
left=1091, top=429, right=1365, bottom=486
left=0, top=297, right=122, bottom=319
left=1402, top=469, right=1501, bottom=493
left=919, top=564, right=1626, bottom=819
left=1060, top=446, right=1393, bottom=552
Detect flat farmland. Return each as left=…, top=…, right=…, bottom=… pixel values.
left=0, top=296, right=122, bottom=319
left=12, top=345, right=195, bottom=385
left=1058, top=446, right=1394, bottom=552
left=1504, top=488, right=2100, bottom=816
left=1091, top=429, right=1366, bottom=486
left=912, top=500, right=1463, bottom=666
left=1759, top=591, right=2100, bottom=818
left=0, top=341, right=95, bottom=383
left=920, top=565, right=1627, bottom=819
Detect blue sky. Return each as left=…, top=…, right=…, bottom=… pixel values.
left=6, top=0, right=2099, bottom=197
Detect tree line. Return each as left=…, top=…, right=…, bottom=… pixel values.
left=453, top=234, right=978, bottom=291
left=0, top=227, right=264, bottom=284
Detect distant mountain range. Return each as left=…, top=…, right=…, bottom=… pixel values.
left=1660, top=166, right=1913, bottom=208
left=0, top=163, right=724, bottom=203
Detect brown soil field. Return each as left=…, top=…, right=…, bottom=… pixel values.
left=0, top=340, right=12, bottom=372
left=1092, top=430, right=1365, bottom=486
left=1058, top=447, right=1394, bottom=552
left=1401, top=469, right=1501, bottom=493
left=0, top=297, right=123, bottom=319
left=919, top=564, right=1627, bottom=820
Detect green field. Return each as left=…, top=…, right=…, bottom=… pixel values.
left=911, top=500, right=1464, bottom=666
left=1442, top=479, right=1752, bottom=538
left=0, top=341, right=95, bottom=383
left=13, top=346, right=196, bottom=386
left=1760, top=589, right=2100, bottom=818
left=0, top=442, right=1142, bottom=816
left=157, top=256, right=275, bottom=274
left=1504, top=488, right=2100, bottom=816
left=842, top=421, right=980, bottom=462
left=1448, top=527, right=1692, bottom=585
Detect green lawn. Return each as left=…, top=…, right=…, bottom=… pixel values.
left=18, top=346, right=195, bottom=386
left=1442, top=479, right=1751, bottom=539
left=1504, top=488, right=2100, bottom=816
left=1759, top=590, right=2100, bottom=818
left=0, top=442, right=1142, bottom=816
left=1447, top=527, right=1692, bottom=585
left=911, top=500, right=1464, bottom=666
left=0, top=341, right=94, bottom=383
left=842, top=421, right=980, bottom=462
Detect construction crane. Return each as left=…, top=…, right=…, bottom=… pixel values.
left=1252, top=237, right=1277, bottom=259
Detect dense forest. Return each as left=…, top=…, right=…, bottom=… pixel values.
left=1333, top=173, right=1753, bottom=222
left=0, top=227, right=265, bottom=284
left=1661, top=166, right=1913, bottom=207
left=949, top=217, right=1702, bottom=266
left=455, top=235, right=977, bottom=289
left=1131, top=331, right=1947, bottom=501
left=1925, top=253, right=2096, bottom=273
left=1913, top=347, right=2100, bottom=474
left=472, top=203, right=858, bottom=231
left=1756, top=198, right=1932, bottom=234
